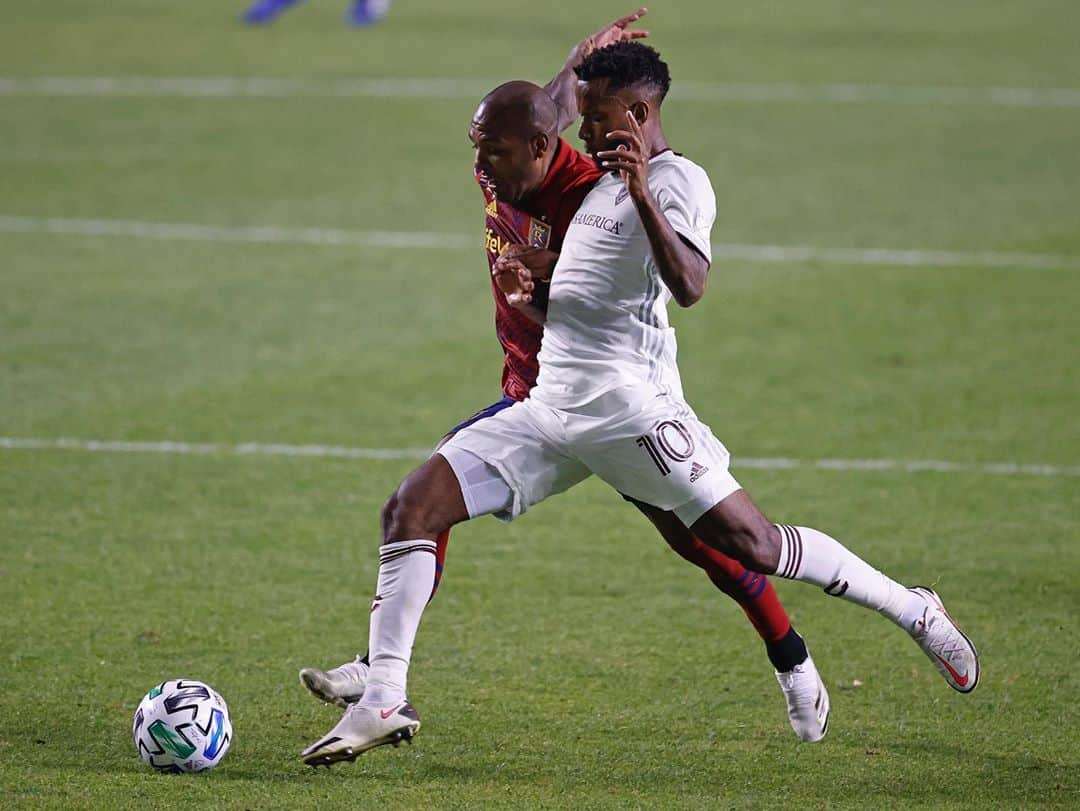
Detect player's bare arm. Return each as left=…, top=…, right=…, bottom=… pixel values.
left=598, top=109, right=709, bottom=307
left=493, top=245, right=558, bottom=320
left=494, top=247, right=556, bottom=324
left=499, top=244, right=558, bottom=281
left=545, top=8, right=650, bottom=133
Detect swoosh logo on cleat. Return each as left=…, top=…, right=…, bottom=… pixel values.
left=934, top=654, right=969, bottom=687
left=380, top=706, right=400, bottom=719
left=302, top=736, right=341, bottom=759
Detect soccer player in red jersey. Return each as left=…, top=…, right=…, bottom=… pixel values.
left=299, top=9, right=829, bottom=749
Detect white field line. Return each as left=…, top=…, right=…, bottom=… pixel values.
left=0, top=215, right=473, bottom=251
left=2, top=76, right=1080, bottom=109
left=3, top=215, right=1080, bottom=270
left=0, top=437, right=426, bottom=460
left=1, top=437, right=1077, bottom=478
left=708, top=243, right=1080, bottom=271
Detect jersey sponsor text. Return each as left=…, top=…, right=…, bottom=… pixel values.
left=570, top=211, right=624, bottom=234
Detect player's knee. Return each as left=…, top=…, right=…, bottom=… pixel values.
left=382, top=479, right=429, bottom=542
left=381, top=465, right=453, bottom=543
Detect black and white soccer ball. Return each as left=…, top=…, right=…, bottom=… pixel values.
left=132, top=679, right=233, bottom=773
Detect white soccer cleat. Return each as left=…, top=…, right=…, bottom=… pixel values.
left=301, top=701, right=421, bottom=767
left=906, top=586, right=980, bottom=693
left=298, top=655, right=369, bottom=708
left=775, top=654, right=830, bottom=742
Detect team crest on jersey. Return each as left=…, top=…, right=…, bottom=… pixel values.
left=485, top=197, right=499, bottom=218
left=615, top=186, right=630, bottom=206
left=528, top=218, right=552, bottom=249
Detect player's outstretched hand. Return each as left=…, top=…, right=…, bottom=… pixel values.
left=596, top=109, right=651, bottom=202
left=493, top=254, right=536, bottom=307
left=566, top=8, right=650, bottom=69
left=548, top=9, right=648, bottom=134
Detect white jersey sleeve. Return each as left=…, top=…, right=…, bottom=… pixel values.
left=651, top=158, right=716, bottom=263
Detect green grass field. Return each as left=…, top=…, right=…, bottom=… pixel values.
left=2, top=1, right=1079, bottom=807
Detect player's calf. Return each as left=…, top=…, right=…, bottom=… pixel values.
left=690, top=496, right=783, bottom=574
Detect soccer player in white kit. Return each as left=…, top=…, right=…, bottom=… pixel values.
left=301, top=41, right=980, bottom=766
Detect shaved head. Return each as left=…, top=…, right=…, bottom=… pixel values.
left=474, top=80, right=559, bottom=140
left=469, top=80, right=561, bottom=203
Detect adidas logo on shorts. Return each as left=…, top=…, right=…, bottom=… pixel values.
left=689, top=461, right=709, bottom=483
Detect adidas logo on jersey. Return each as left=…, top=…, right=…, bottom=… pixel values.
left=689, top=461, right=709, bottom=483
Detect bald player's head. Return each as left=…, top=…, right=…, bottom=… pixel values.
left=475, top=80, right=559, bottom=139
left=469, top=81, right=561, bottom=203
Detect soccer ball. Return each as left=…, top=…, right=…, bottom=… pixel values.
left=132, top=679, right=233, bottom=773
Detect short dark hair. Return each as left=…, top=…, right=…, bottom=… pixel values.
left=573, top=41, right=671, bottom=101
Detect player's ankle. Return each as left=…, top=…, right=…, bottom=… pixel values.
left=765, top=626, right=808, bottom=672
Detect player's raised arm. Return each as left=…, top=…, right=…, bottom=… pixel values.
left=598, top=109, right=709, bottom=307
left=544, top=8, right=650, bottom=133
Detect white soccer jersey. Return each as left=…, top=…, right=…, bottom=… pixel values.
left=532, top=151, right=716, bottom=408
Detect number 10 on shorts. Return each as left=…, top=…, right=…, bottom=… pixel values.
left=635, top=420, right=696, bottom=476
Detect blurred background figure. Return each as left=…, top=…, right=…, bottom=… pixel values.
left=243, top=0, right=390, bottom=26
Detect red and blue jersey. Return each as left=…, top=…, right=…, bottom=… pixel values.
left=479, top=138, right=602, bottom=401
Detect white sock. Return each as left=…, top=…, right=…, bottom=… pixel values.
left=358, top=539, right=437, bottom=708
left=774, top=524, right=923, bottom=628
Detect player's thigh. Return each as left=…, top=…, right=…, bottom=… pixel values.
left=578, top=387, right=741, bottom=527
left=439, top=399, right=590, bottom=521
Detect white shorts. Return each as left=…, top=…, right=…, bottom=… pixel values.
left=438, top=384, right=741, bottom=526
